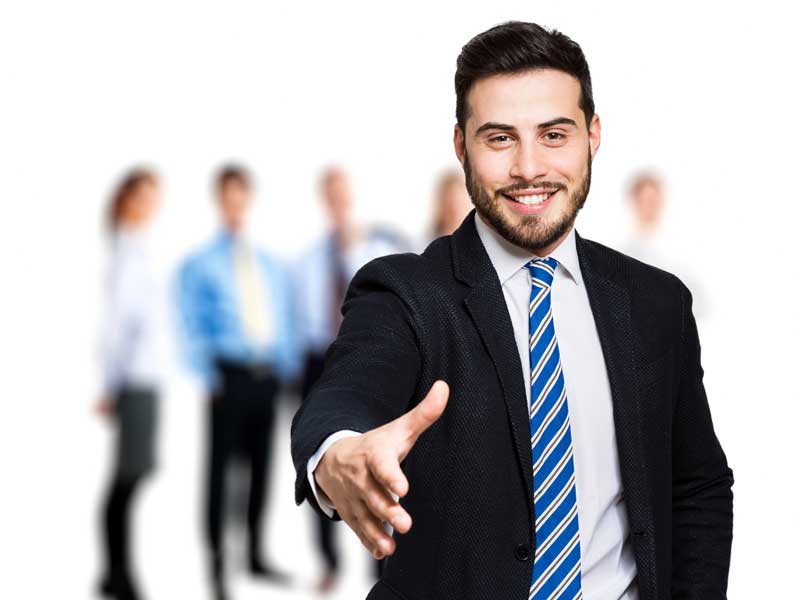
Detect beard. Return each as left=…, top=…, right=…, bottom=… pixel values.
left=463, top=149, right=592, bottom=253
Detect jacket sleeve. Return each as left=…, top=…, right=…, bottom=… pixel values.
left=290, top=257, right=422, bottom=519
left=671, top=284, right=734, bottom=598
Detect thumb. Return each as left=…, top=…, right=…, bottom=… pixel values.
left=397, top=380, right=449, bottom=450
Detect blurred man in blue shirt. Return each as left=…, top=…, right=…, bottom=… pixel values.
left=175, top=165, right=298, bottom=600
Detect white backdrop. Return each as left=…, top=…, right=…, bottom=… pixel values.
left=1, top=1, right=798, bottom=598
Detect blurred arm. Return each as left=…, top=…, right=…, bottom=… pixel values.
left=272, top=258, right=303, bottom=383
left=173, top=258, right=217, bottom=390
left=99, top=253, right=135, bottom=395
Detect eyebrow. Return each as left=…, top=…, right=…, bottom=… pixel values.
left=474, top=122, right=516, bottom=136
left=537, top=117, right=578, bottom=130
left=473, top=117, right=578, bottom=137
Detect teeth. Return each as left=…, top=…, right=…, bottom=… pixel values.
left=514, top=192, right=551, bottom=205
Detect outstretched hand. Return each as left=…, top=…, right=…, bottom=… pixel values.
left=313, top=380, right=449, bottom=559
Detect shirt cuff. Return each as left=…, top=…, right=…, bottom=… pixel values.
left=307, top=430, right=362, bottom=518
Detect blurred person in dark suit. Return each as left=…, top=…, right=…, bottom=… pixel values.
left=96, top=168, right=162, bottom=600
left=175, top=165, right=299, bottom=600
left=294, top=167, right=408, bottom=593
left=292, top=22, right=732, bottom=600
left=428, top=169, right=473, bottom=240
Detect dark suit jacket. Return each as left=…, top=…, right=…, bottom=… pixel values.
left=291, top=212, right=733, bottom=600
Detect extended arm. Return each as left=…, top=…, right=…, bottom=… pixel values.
left=290, top=258, right=447, bottom=559
left=290, top=258, right=423, bottom=511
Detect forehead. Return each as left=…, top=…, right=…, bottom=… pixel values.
left=466, top=69, right=583, bottom=130
left=222, top=177, right=248, bottom=191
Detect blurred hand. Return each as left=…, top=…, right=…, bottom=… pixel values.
left=314, top=380, right=449, bottom=559
left=94, top=395, right=114, bottom=420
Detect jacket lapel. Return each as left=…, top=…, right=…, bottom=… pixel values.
left=451, top=213, right=535, bottom=518
left=576, top=232, right=657, bottom=598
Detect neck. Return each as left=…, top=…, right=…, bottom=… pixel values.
left=223, top=224, right=244, bottom=238
left=333, top=222, right=358, bottom=248
left=476, top=212, right=572, bottom=258
left=118, top=221, right=146, bottom=234
left=530, top=227, right=572, bottom=258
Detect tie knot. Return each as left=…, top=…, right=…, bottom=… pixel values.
left=525, top=257, right=558, bottom=288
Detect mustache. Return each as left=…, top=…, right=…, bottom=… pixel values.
left=495, top=181, right=567, bottom=196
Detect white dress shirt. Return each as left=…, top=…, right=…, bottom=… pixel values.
left=308, top=214, right=639, bottom=599
left=295, top=230, right=405, bottom=354
left=100, top=229, right=164, bottom=393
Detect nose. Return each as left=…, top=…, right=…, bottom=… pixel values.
left=509, top=140, right=548, bottom=182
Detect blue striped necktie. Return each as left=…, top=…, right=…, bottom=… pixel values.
left=525, top=257, right=583, bottom=600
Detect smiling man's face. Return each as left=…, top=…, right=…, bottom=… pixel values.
left=454, top=68, right=601, bottom=255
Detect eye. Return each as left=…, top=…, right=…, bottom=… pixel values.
left=545, top=132, right=565, bottom=141
left=489, top=135, right=512, bottom=143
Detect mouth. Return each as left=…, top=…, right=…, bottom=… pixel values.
left=501, top=189, right=560, bottom=214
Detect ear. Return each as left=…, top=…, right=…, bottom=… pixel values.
left=453, top=124, right=466, bottom=165
left=588, top=113, right=601, bottom=159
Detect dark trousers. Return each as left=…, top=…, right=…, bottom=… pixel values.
left=100, top=387, right=158, bottom=595
left=301, top=353, right=386, bottom=579
left=102, top=478, right=142, bottom=580
left=206, top=360, right=278, bottom=574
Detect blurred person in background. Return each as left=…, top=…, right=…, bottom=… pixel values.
left=623, top=171, right=707, bottom=316
left=175, top=165, right=298, bottom=600
left=623, top=171, right=666, bottom=267
left=427, top=168, right=472, bottom=241
left=96, top=168, right=162, bottom=600
left=293, top=166, right=407, bottom=593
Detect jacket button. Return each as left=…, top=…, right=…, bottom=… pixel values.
left=514, top=543, right=531, bottom=561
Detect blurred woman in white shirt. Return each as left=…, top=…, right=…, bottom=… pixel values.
left=96, top=168, right=162, bottom=600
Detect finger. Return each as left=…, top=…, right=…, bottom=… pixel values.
left=351, top=500, right=396, bottom=558
left=362, top=471, right=413, bottom=533
left=399, top=380, right=449, bottom=445
left=367, top=450, right=410, bottom=499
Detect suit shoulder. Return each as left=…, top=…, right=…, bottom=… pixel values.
left=352, top=251, right=425, bottom=287
left=356, top=233, right=451, bottom=281
left=580, top=236, right=686, bottom=295
left=349, top=238, right=453, bottom=302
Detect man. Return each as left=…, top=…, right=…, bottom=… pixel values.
left=291, top=22, right=733, bottom=600
left=294, top=166, right=408, bottom=592
left=176, top=165, right=298, bottom=600
left=623, top=171, right=707, bottom=317
left=426, top=168, right=473, bottom=243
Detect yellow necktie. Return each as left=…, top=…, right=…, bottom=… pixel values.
left=234, top=242, right=273, bottom=345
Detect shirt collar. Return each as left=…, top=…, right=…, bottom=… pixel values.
left=215, top=229, right=253, bottom=250
left=114, top=227, right=148, bottom=250
left=473, top=212, right=582, bottom=286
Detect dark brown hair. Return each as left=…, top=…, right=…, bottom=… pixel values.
left=455, top=21, right=595, bottom=131
left=215, top=164, right=251, bottom=192
left=107, top=168, right=158, bottom=232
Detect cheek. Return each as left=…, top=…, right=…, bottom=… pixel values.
left=470, top=149, right=511, bottom=187
left=548, top=149, right=588, bottom=183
